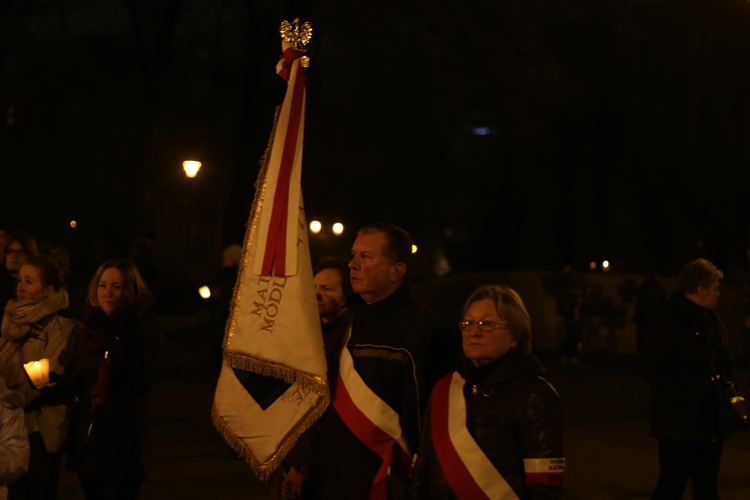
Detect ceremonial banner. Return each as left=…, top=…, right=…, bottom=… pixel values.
left=212, top=19, right=328, bottom=481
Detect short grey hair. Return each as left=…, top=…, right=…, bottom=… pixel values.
left=678, top=258, right=723, bottom=295
left=461, top=284, right=532, bottom=354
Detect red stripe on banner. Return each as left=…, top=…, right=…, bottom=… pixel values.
left=333, top=372, right=411, bottom=500
left=277, top=48, right=302, bottom=81
left=261, top=49, right=306, bottom=276
left=526, top=472, right=565, bottom=486
left=431, top=374, right=490, bottom=500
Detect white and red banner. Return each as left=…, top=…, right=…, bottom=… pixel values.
left=333, top=334, right=413, bottom=498
left=431, top=372, right=565, bottom=498
left=212, top=39, right=329, bottom=481
left=431, top=372, right=518, bottom=500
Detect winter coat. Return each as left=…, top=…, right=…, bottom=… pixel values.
left=0, top=289, right=78, bottom=453
left=411, top=348, right=564, bottom=499
left=317, top=283, right=458, bottom=500
left=643, top=291, right=737, bottom=441
left=65, top=304, right=163, bottom=483
left=0, top=384, right=29, bottom=500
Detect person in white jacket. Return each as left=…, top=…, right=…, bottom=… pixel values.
left=0, top=255, right=78, bottom=499
left=0, top=375, right=30, bottom=500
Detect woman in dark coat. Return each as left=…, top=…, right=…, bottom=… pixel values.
left=411, top=284, right=564, bottom=499
left=66, top=259, right=163, bottom=499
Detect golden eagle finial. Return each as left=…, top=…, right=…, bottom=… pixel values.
left=280, top=19, right=312, bottom=67
left=280, top=18, right=312, bottom=49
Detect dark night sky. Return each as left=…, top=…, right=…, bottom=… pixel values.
left=1, top=0, right=750, bottom=283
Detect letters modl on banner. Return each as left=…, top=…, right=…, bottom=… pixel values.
left=212, top=19, right=329, bottom=481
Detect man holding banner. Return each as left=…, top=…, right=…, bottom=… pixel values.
left=315, top=223, right=457, bottom=500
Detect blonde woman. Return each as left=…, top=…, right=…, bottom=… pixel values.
left=65, top=259, right=163, bottom=500
left=0, top=255, right=78, bottom=499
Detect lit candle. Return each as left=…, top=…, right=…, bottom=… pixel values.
left=23, top=358, right=50, bottom=388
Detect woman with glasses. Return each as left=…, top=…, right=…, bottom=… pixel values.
left=411, top=284, right=565, bottom=499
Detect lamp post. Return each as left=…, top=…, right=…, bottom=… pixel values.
left=183, top=160, right=202, bottom=280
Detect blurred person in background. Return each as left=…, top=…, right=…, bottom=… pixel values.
left=313, top=257, right=353, bottom=325
left=208, top=244, right=242, bottom=373
left=0, top=230, right=8, bottom=262
left=0, top=232, right=39, bottom=312
left=644, top=258, right=744, bottom=499
left=274, top=257, right=355, bottom=500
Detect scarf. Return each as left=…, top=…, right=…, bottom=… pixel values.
left=1, top=289, right=69, bottom=342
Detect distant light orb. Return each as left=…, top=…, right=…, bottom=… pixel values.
left=471, top=126, right=498, bottom=136
left=309, top=220, right=322, bottom=234
left=183, top=160, right=202, bottom=178
left=602, top=260, right=611, bottom=272
left=589, top=261, right=597, bottom=270
left=69, top=220, right=77, bottom=229
left=332, top=222, right=344, bottom=235
left=198, top=286, right=211, bottom=299
left=411, top=244, right=418, bottom=254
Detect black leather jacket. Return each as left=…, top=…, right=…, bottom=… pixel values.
left=318, top=283, right=458, bottom=499
left=643, top=291, right=736, bottom=441
left=411, top=348, right=564, bottom=499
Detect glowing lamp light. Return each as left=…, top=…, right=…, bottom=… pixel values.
left=198, top=286, right=211, bottom=299
left=589, top=261, right=597, bottom=270
left=23, top=359, right=50, bottom=388
left=602, top=260, right=611, bottom=272
left=70, top=220, right=77, bottom=229
left=332, top=222, right=344, bottom=235
left=411, top=244, right=418, bottom=254
left=309, top=220, right=322, bottom=234
left=183, top=160, right=202, bottom=178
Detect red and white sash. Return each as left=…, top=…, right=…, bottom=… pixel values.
left=431, top=372, right=565, bottom=499
left=333, top=336, right=412, bottom=499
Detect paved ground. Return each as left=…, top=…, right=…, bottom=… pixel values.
left=57, top=344, right=750, bottom=499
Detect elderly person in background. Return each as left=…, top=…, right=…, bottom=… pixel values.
left=411, top=284, right=565, bottom=499
left=644, top=258, right=743, bottom=499
left=313, top=257, right=353, bottom=325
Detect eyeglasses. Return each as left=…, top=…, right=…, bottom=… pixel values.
left=458, top=320, right=510, bottom=332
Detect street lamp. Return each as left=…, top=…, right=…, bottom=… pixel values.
left=183, top=160, right=202, bottom=281
left=183, top=160, right=202, bottom=178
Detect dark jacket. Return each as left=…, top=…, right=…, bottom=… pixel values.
left=318, top=283, right=458, bottom=500
left=279, top=311, right=351, bottom=500
left=643, top=291, right=736, bottom=441
left=411, top=348, right=564, bottom=499
left=65, top=305, right=163, bottom=482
